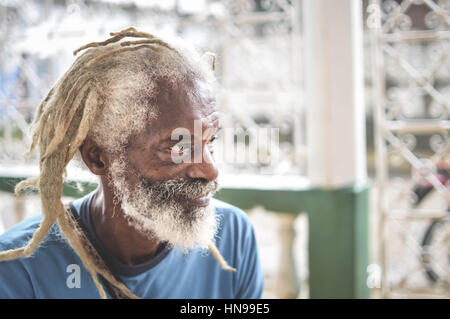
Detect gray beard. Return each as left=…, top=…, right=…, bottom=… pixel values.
left=107, top=157, right=220, bottom=252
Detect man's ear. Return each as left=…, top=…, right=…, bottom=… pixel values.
left=79, top=137, right=110, bottom=176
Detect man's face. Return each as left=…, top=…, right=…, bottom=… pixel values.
left=107, top=78, right=221, bottom=251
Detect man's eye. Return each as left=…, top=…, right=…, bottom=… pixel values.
left=170, top=144, right=190, bottom=154
left=210, top=135, right=218, bottom=143
left=206, top=135, right=218, bottom=154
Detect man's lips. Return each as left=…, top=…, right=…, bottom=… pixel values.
left=184, top=194, right=211, bottom=207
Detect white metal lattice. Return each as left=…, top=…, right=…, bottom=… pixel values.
left=369, top=0, right=450, bottom=298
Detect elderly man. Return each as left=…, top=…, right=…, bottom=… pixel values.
left=0, top=27, right=263, bottom=298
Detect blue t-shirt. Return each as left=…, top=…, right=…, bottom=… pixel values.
left=0, top=193, right=264, bottom=298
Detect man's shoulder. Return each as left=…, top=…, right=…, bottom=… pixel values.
left=0, top=213, right=68, bottom=253
left=0, top=213, right=94, bottom=298
left=0, top=214, right=44, bottom=250
left=210, top=199, right=264, bottom=298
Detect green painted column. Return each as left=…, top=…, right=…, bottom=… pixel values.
left=305, top=183, right=370, bottom=299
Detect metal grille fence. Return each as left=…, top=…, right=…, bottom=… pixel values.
left=369, top=0, right=450, bottom=298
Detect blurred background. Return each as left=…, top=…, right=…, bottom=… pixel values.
left=0, top=0, right=449, bottom=298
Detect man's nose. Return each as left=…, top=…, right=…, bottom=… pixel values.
left=186, top=147, right=218, bottom=182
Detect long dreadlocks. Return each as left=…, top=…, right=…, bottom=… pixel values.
left=0, top=27, right=234, bottom=299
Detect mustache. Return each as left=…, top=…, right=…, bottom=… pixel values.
left=139, top=177, right=220, bottom=201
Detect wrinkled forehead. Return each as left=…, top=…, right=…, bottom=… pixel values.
left=161, top=77, right=216, bottom=115
left=133, top=77, right=219, bottom=146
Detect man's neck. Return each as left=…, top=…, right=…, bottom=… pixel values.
left=89, top=184, right=162, bottom=266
